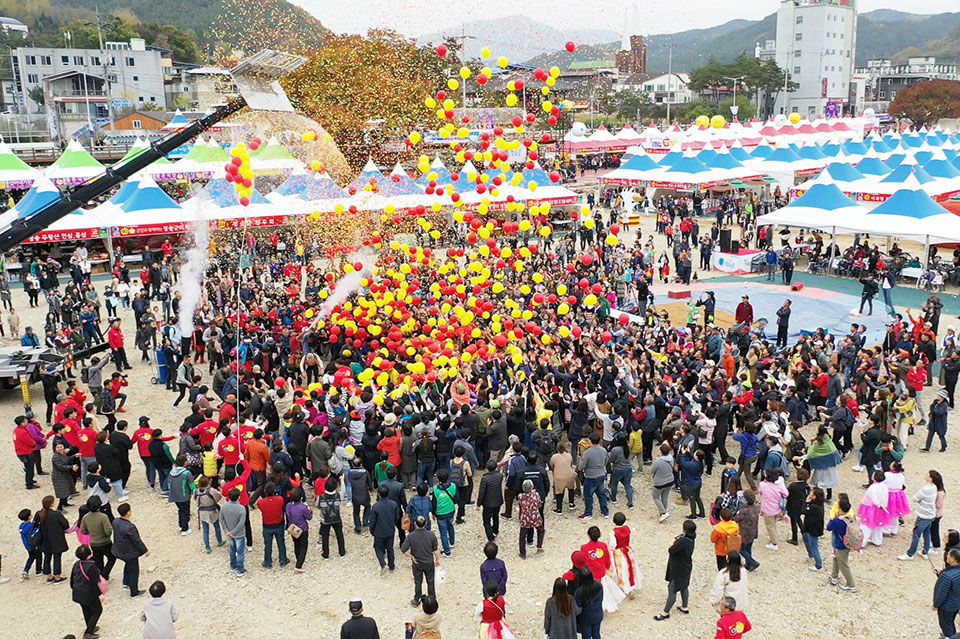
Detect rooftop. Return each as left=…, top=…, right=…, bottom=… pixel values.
left=569, top=60, right=616, bottom=70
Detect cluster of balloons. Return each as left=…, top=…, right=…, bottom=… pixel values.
left=224, top=142, right=255, bottom=206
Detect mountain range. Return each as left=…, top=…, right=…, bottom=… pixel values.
left=465, top=9, right=960, bottom=73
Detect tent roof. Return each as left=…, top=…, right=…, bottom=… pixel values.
left=120, top=176, right=182, bottom=213
left=11, top=175, right=60, bottom=219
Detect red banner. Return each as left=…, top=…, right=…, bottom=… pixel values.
left=24, top=228, right=108, bottom=244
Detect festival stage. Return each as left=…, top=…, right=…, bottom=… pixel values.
left=647, top=280, right=890, bottom=345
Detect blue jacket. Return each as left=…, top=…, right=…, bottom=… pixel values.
left=20, top=333, right=39, bottom=347
left=678, top=452, right=703, bottom=487
left=369, top=497, right=400, bottom=538
left=935, top=564, right=960, bottom=611
left=826, top=516, right=848, bottom=550
left=732, top=431, right=758, bottom=458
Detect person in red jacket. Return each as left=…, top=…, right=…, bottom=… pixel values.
left=107, top=318, right=132, bottom=372
left=222, top=458, right=253, bottom=547
left=14, top=415, right=40, bottom=489
left=189, top=410, right=220, bottom=448
left=218, top=429, right=242, bottom=467
left=131, top=416, right=174, bottom=490
left=715, top=596, right=751, bottom=639
left=245, top=429, right=272, bottom=488
left=580, top=525, right=612, bottom=582
left=219, top=395, right=237, bottom=426
left=376, top=426, right=402, bottom=467
left=76, top=418, right=98, bottom=487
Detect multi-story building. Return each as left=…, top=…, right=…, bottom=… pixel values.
left=616, top=35, right=648, bottom=77
left=772, top=0, right=858, bottom=117
left=165, top=65, right=240, bottom=110
left=12, top=38, right=165, bottom=138
left=855, top=57, right=958, bottom=108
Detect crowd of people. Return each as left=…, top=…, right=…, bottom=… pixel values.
left=7, top=191, right=960, bottom=639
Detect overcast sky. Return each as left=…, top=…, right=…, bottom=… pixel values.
left=291, top=0, right=959, bottom=38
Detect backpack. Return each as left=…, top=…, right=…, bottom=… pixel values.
left=26, top=519, right=42, bottom=549
left=80, top=367, right=89, bottom=384
left=770, top=451, right=791, bottom=481
left=724, top=532, right=742, bottom=553
left=842, top=516, right=863, bottom=551
left=843, top=408, right=855, bottom=429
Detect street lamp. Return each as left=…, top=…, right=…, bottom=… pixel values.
left=723, top=75, right=745, bottom=120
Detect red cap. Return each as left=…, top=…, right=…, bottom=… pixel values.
left=571, top=551, right=588, bottom=568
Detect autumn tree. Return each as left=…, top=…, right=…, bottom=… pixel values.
left=281, top=30, right=449, bottom=169
left=889, top=79, right=960, bottom=128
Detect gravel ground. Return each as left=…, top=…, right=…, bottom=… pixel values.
left=0, top=212, right=954, bottom=639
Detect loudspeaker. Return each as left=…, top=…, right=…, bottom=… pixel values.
left=719, top=228, right=732, bottom=253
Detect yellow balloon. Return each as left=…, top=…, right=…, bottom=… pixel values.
left=558, top=303, right=570, bottom=315
left=559, top=326, right=570, bottom=338
left=584, top=294, right=598, bottom=306
left=497, top=56, right=509, bottom=68
left=549, top=66, right=560, bottom=78
left=459, top=66, right=471, bottom=79
left=606, top=234, right=619, bottom=246
left=425, top=97, right=437, bottom=108
left=710, top=114, right=726, bottom=129
left=584, top=218, right=595, bottom=230
left=695, top=114, right=710, bottom=128
left=557, top=284, right=567, bottom=295
left=505, top=94, right=518, bottom=107
left=480, top=47, right=491, bottom=58
left=409, top=131, right=421, bottom=145
left=519, top=219, right=531, bottom=231
left=789, top=111, right=801, bottom=124
left=448, top=78, right=460, bottom=91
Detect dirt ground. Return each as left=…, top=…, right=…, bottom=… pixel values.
left=0, top=213, right=955, bottom=639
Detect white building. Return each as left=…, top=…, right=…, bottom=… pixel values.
left=0, top=17, right=28, bottom=37
left=772, top=0, right=857, bottom=117
left=617, top=72, right=693, bottom=105
left=13, top=38, right=165, bottom=118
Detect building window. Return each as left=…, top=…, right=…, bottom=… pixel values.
left=149, top=96, right=155, bottom=102
left=138, top=96, right=143, bottom=101
left=795, top=33, right=802, bottom=41
left=91, top=56, right=100, bottom=66
left=644, top=84, right=653, bottom=91
left=132, top=75, right=138, bottom=82
left=794, top=50, right=801, bottom=57
left=796, top=15, right=803, bottom=23
left=40, top=56, right=51, bottom=65
left=879, top=91, right=886, bottom=98
left=794, top=66, right=801, bottom=74
left=26, top=55, right=35, bottom=65
left=126, top=57, right=135, bottom=67
left=808, top=106, right=816, bottom=115
left=657, top=84, right=665, bottom=91
left=182, top=86, right=189, bottom=92
left=26, top=74, right=37, bottom=83
left=132, top=119, right=142, bottom=129
left=840, top=33, right=844, bottom=39
left=73, top=56, right=83, bottom=65
left=110, top=56, right=116, bottom=66
left=61, top=55, right=68, bottom=64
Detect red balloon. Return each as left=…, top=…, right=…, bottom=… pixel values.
left=549, top=171, right=560, bottom=183
left=578, top=278, right=589, bottom=289
left=591, top=283, right=602, bottom=295
left=571, top=326, right=582, bottom=339
left=231, top=156, right=242, bottom=166
left=619, top=313, right=630, bottom=325
left=567, top=295, right=577, bottom=305
left=601, top=331, right=612, bottom=343
left=565, top=41, right=576, bottom=52
left=579, top=254, right=593, bottom=266
left=274, top=377, right=286, bottom=387
left=610, top=224, right=621, bottom=235
left=533, top=292, right=545, bottom=304
left=436, top=44, right=448, bottom=56
left=512, top=115, right=523, bottom=128
left=239, top=196, right=249, bottom=207
left=548, top=115, right=558, bottom=126
left=242, top=178, right=252, bottom=188
left=477, top=74, right=488, bottom=85
left=354, top=262, right=363, bottom=272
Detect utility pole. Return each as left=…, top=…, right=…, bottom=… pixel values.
left=96, top=5, right=115, bottom=132
left=783, top=46, right=792, bottom=115
left=665, top=43, right=677, bottom=123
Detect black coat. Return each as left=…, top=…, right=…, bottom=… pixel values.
left=70, top=560, right=101, bottom=606
left=111, top=517, right=147, bottom=561
left=664, top=534, right=695, bottom=589
left=476, top=471, right=504, bottom=509
left=94, top=441, right=123, bottom=481
left=859, top=427, right=882, bottom=468
left=801, top=501, right=825, bottom=537
left=39, top=509, right=70, bottom=554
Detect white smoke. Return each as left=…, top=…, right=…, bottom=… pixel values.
left=316, top=248, right=376, bottom=320
left=178, top=187, right=212, bottom=336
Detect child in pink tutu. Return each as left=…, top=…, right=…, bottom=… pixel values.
left=883, top=461, right=910, bottom=536
left=858, top=471, right=892, bottom=547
